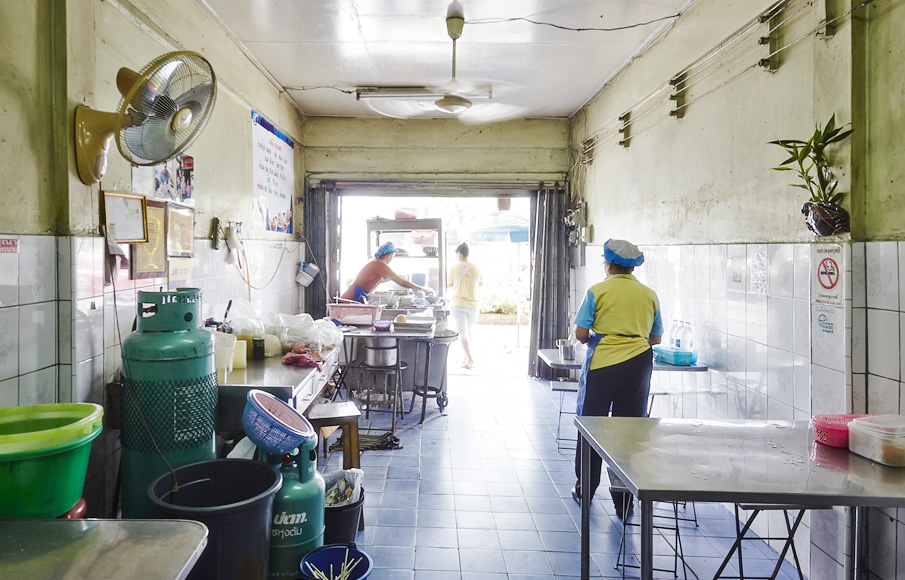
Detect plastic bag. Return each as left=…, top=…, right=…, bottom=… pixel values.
left=226, top=437, right=257, bottom=460
left=263, top=333, right=282, bottom=357
left=323, top=468, right=364, bottom=507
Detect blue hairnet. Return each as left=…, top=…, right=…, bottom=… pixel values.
left=375, top=241, right=398, bottom=258
left=602, top=239, right=644, bottom=267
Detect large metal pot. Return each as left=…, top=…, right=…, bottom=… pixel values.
left=362, top=344, right=396, bottom=367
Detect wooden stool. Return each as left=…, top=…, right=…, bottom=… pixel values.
left=306, top=401, right=361, bottom=470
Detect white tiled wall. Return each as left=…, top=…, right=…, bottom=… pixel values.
left=0, top=232, right=304, bottom=517
left=571, top=242, right=819, bottom=577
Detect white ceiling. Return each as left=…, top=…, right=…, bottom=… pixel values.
left=202, top=0, right=692, bottom=123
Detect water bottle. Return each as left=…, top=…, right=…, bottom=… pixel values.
left=681, top=322, right=694, bottom=352
left=669, top=320, right=680, bottom=349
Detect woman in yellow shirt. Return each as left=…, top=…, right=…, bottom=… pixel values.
left=447, top=242, right=483, bottom=369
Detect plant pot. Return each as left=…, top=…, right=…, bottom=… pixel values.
left=801, top=202, right=850, bottom=237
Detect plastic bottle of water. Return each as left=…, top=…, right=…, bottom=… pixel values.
left=669, top=320, right=680, bottom=349
left=681, top=322, right=694, bottom=352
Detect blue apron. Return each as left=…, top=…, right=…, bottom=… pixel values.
left=353, top=285, right=368, bottom=302
left=575, top=333, right=604, bottom=415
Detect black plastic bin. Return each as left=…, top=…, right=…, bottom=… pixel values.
left=149, top=459, right=282, bottom=580
left=324, top=488, right=365, bottom=544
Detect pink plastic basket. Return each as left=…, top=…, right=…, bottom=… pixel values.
left=327, top=303, right=383, bottom=326
left=813, top=414, right=871, bottom=447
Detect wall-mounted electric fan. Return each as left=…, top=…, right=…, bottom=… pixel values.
left=75, top=51, right=217, bottom=185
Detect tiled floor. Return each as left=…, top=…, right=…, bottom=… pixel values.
left=319, top=372, right=805, bottom=579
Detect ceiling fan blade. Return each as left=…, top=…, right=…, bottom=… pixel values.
left=456, top=103, right=531, bottom=125
left=362, top=99, right=441, bottom=119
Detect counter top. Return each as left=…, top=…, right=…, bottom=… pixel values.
left=537, top=348, right=708, bottom=372
left=0, top=518, right=207, bottom=580
left=219, top=348, right=339, bottom=399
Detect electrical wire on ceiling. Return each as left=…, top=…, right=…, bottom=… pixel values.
left=579, top=0, right=879, bottom=164
left=283, top=86, right=356, bottom=94
left=466, top=14, right=680, bottom=32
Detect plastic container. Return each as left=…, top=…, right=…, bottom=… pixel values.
left=327, top=304, right=384, bottom=326
left=652, top=345, right=695, bottom=366
left=324, top=488, right=365, bottom=544
left=372, top=319, right=392, bottom=331
left=0, top=403, right=103, bottom=454
left=242, top=390, right=317, bottom=455
left=149, top=459, right=283, bottom=580
left=812, top=414, right=871, bottom=447
left=849, top=415, right=905, bottom=466
left=300, top=543, right=373, bottom=580
left=0, top=425, right=102, bottom=518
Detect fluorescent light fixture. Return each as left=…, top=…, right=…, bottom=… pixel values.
left=356, top=86, right=491, bottom=100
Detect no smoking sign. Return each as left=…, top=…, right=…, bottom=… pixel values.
left=818, top=258, right=839, bottom=290
left=814, top=246, right=843, bottom=306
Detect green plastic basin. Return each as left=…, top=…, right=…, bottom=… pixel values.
left=0, top=424, right=102, bottom=518
left=0, top=403, right=103, bottom=455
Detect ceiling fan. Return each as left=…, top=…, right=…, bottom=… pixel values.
left=355, top=6, right=526, bottom=124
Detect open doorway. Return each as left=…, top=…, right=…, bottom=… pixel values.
left=339, top=195, right=531, bottom=376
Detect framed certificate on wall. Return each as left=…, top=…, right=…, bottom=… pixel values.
left=167, top=204, right=194, bottom=258
left=103, top=191, right=148, bottom=244
left=131, top=200, right=168, bottom=279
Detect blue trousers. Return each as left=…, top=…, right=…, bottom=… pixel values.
left=574, top=349, right=652, bottom=503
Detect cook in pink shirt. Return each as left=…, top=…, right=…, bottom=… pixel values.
left=340, top=242, right=432, bottom=301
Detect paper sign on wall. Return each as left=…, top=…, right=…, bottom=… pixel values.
left=251, top=110, right=294, bottom=233
left=814, top=245, right=843, bottom=307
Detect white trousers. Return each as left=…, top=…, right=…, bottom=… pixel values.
left=450, top=306, right=478, bottom=344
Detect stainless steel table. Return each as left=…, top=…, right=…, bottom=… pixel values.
left=0, top=518, right=208, bottom=579
left=218, top=348, right=340, bottom=431
left=340, top=326, right=439, bottom=433
left=574, top=417, right=905, bottom=580
left=537, top=348, right=708, bottom=372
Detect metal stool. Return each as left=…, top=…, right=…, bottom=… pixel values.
left=552, top=379, right=579, bottom=450
left=358, top=359, right=408, bottom=432
left=611, top=471, right=689, bottom=579
left=407, top=331, right=457, bottom=424
left=713, top=503, right=831, bottom=579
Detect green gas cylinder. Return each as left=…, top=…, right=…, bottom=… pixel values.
left=267, top=435, right=325, bottom=579
left=120, top=288, right=217, bottom=518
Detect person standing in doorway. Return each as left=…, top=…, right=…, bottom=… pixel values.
left=571, top=239, right=663, bottom=518
left=447, top=242, right=483, bottom=369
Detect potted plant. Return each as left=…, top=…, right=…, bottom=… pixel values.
left=770, top=115, right=853, bottom=236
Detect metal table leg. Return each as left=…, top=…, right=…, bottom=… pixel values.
left=580, top=435, right=591, bottom=580
left=641, top=499, right=653, bottom=580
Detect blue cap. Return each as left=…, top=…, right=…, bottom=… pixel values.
left=375, top=241, right=398, bottom=258
left=602, top=239, right=644, bottom=267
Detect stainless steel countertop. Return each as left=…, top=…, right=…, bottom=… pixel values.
left=537, top=348, right=708, bottom=372
left=218, top=348, right=340, bottom=400
left=574, top=417, right=905, bottom=506
left=0, top=519, right=207, bottom=580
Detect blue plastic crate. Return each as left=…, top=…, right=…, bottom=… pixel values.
left=653, top=345, right=696, bottom=366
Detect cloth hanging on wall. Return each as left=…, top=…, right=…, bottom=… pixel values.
left=528, top=183, right=571, bottom=379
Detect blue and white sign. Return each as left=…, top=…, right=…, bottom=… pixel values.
left=251, top=110, right=294, bottom=233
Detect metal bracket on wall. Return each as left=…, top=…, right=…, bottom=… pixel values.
left=668, top=72, right=688, bottom=119
left=758, top=1, right=788, bottom=71
left=816, top=0, right=837, bottom=39
left=618, top=112, right=631, bottom=147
